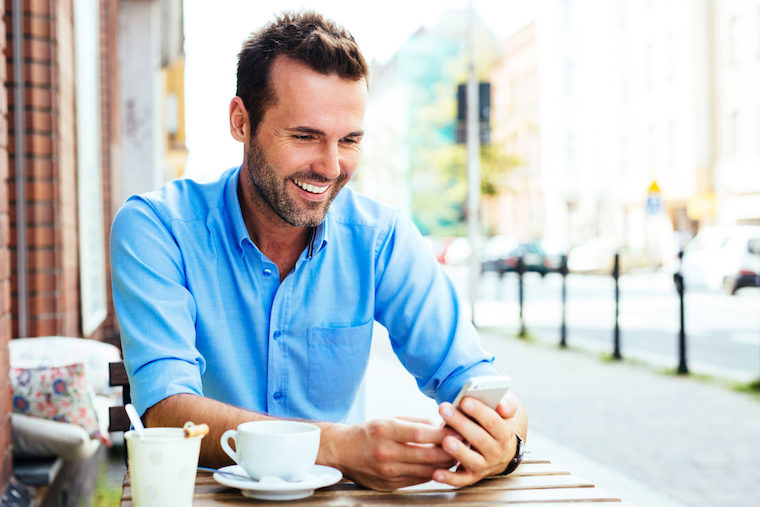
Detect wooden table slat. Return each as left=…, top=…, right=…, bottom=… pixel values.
left=122, top=460, right=622, bottom=505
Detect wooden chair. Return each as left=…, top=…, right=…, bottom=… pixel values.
left=108, top=361, right=131, bottom=434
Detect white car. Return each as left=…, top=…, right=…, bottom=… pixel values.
left=679, top=226, right=760, bottom=294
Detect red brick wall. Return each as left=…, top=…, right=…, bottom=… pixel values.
left=0, top=1, right=11, bottom=493
left=5, top=0, right=119, bottom=342
left=5, top=0, right=75, bottom=338
left=98, top=0, right=120, bottom=347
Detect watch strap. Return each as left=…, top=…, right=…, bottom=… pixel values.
left=500, top=433, right=524, bottom=475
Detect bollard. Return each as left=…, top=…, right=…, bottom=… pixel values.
left=612, top=252, right=622, bottom=360
left=517, top=255, right=526, bottom=338
left=675, top=250, right=688, bottom=374
left=560, top=254, right=568, bottom=348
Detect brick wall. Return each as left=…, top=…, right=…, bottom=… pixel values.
left=5, top=0, right=76, bottom=338
left=0, top=1, right=10, bottom=493
left=5, top=0, right=119, bottom=342
left=98, top=0, right=120, bottom=347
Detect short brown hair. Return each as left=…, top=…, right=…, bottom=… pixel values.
left=237, top=11, right=368, bottom=135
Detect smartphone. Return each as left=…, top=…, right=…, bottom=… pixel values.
left=451, top=375, right=512, bottom=410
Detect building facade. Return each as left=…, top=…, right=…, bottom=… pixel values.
left=711, top=0, right=760, bottom=226
left=488, top=0, right=760, bottom=256
left=488, top=23, right=543, bottom=241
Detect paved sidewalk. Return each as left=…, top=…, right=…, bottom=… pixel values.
left=364, top=324, right=760, bottom=507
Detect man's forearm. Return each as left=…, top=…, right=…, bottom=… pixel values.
left=143, top=393, right=346, bottom=469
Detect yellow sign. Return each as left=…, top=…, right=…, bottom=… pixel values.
left=648, top=180, right=661, bottom=194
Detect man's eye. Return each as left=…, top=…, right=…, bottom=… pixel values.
left=341, top=137, right=360, bottom=145
left=293, top=135, right=314, bottom=141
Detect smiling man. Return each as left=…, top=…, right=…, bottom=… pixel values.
left=110, top=11, right=526, bottom=491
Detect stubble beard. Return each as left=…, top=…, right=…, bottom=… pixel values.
left=244, top=140, right=346, bottom=228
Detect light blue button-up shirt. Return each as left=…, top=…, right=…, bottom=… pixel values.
left=110, top=167, right=497, bottom=422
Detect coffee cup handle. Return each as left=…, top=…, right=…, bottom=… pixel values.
left=220, top=429, right=239, bottom=465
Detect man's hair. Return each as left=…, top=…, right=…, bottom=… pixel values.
left=237, top=11, right=368, bottom=135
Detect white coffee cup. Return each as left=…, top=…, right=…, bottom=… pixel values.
left=220, top=420, right=320, bottom=482
left=125, top=427, right=204, bottom=507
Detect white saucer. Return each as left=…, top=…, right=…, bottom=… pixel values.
left=212, top=464, right=342, bottom=501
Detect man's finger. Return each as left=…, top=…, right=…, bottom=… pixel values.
left=381, top=419, right=448, bottom=444
left=459, top=397, right=509, bottom=443
left=372, top=460, right=440, bottom=482
left=395, top=416, right=437, bottom=425
left=496, top=393, right=519, bottom=418
left=438, top=401, right=493, bottom=449
left=432, top=466, right=477, bottom=488
left=394, top=441, right=457, bottom=466
left=441, top=434, right=487, bottom=471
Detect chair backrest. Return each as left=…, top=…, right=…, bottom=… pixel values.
left=108, top=361, right=131, bottom=433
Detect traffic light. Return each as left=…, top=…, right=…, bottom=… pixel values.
left=456, top=82, right=490, bottom=144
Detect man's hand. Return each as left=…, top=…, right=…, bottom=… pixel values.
left=433, top=393, right=526, bottom=487
left=319, top=417, right=458, bottom=491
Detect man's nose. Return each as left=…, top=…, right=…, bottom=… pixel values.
left=314, top=143, right=341, bottom=180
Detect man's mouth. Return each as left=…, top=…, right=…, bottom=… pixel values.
left=292, top=178, right=329, bottom=195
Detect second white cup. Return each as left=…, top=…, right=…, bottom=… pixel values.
left=220, top=420, right=320, bottom=481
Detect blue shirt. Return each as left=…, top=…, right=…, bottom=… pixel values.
left=110, top=167, right=497, bottom=422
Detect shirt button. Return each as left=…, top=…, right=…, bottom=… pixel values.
left=273, top=330, right=281, bottom=340
left=263, top=268, right=272, bottom=277
left=273, top=391, right=283, bottom=400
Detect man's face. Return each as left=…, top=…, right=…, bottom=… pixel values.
left=243, top=57, right=367, bottom=228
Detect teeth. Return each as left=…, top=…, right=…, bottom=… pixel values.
left=293, top=179, right=329, bottom=194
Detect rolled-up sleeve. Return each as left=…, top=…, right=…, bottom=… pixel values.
left=110, top=197, right=205, bottom=416
left=373, top=213, right=499, bottom=405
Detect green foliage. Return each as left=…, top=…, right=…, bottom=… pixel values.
left=88, top=460, right=122, bottom=507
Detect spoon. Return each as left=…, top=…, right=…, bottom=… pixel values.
left=197, top=466, right=256, bottom=481
left=125, top=403, right=146, bottom=438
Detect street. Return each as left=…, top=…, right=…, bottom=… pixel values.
left=445, top=266, right=760, bottom=382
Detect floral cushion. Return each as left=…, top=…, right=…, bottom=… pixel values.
left=8, top=336, right=121, bottom=395
left=10, top=363, right=103, bottom=439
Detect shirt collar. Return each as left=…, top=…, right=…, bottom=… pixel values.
left=228, top=165, right=330, bottom=257
left=226, top=167, right=251, bottom=254
left=310, top=213, right=328, bottom=257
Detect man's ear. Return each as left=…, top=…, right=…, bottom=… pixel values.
left=229, top=96, right=249, bottom=143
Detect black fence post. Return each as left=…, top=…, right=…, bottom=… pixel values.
left=560, top=254, right=568, bottom=348
left=517, top=255, right=526, bottom=338
left=675, top=250, right=689, bottom=374
left=612, top=252, right=622, bottom=360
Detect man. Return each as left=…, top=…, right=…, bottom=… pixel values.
left=111, top=11, right=526, bottom=491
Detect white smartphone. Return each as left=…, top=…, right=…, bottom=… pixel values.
left=452, top=375, right=512, bottom=410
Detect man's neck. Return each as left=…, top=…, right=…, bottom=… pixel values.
left=237, top=180, right=312, bottom=280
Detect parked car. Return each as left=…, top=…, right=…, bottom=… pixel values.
left=482, top=240, right=557, bottom=277
left=443, top=237, right=472, bottom=265
left=680, top=226, right=760, bottom=294
left=424, top=236, right=454, bottom=264
left=567, top=237, right=662, bottom=274
left=481, top=235, right=518, bottom=274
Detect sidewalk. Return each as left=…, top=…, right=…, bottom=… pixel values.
left=364, top=324, right=760, bottom=507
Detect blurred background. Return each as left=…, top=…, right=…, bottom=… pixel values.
left=182, top=0, right=759, bottom=290
left=1, top=1, right=759, bottom=505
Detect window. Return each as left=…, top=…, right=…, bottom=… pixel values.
left=665, top=35, right=674, bottom=84
left=667, top=121, right=676, bottom=166
left=566, top=131, right=576, bottom=176
left=731, top=111, right=741, bottom=156
left=729, top=16, right=739, bottom=64
left=644, top=44, right=654, bottom=91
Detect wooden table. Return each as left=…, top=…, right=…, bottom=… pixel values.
left=120, top=452, right=629, bottom=505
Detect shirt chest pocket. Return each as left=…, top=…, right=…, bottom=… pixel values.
left=307, top=320, right=373, bottom=420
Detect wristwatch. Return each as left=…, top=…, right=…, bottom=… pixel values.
left=500, top=433, right=524, bottom=475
